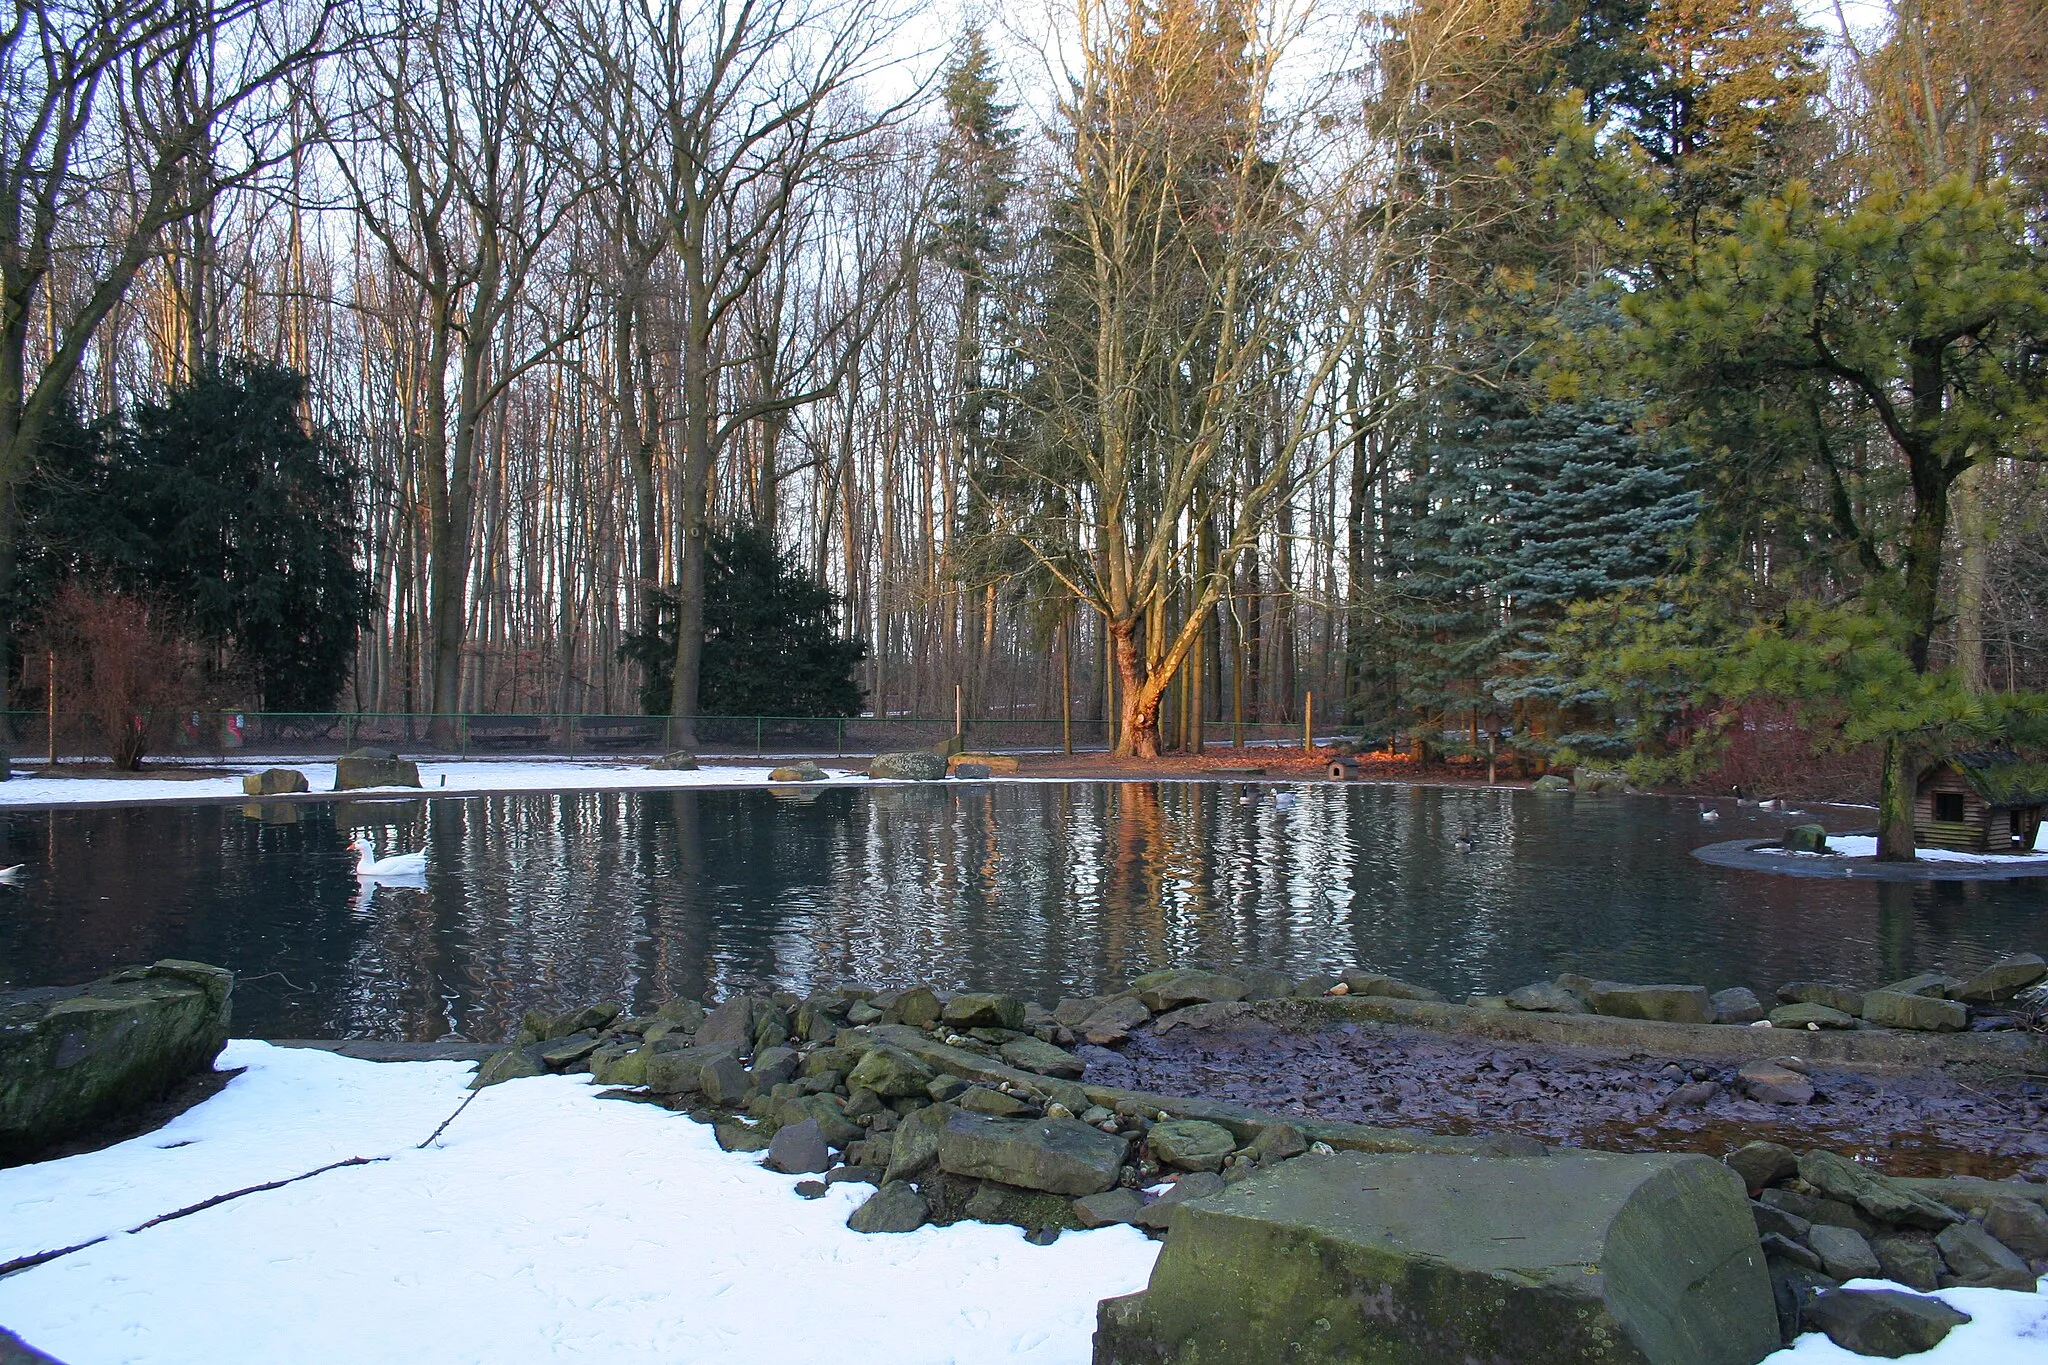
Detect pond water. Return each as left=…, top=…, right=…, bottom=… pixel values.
left=2, top=783, right=2040, bottom=1042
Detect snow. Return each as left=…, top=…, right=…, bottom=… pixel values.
left=0, top=758, right=872, bottom=808
left=0, top=1043, right=1160, bottom=1365
left=1766, top=834, right=2048, bottom=865
left=1762, top=1280, right=2048, bottom=1363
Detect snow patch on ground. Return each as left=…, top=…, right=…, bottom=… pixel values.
left=0, top=758, right=871, bottom=807
left=1765, top=833, right=2048, bottom=864
left=1762, top=1279, right=2048, bottom=1363
left=0, top=1043, right=1159, bottom=1365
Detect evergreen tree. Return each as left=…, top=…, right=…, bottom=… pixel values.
left=622, top=526, right=866, bottom=718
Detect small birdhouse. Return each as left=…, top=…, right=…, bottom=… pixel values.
left=1914, top=751, right=2048, bottom=853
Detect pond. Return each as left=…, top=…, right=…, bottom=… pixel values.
left=2, top=782, right=2039, bottom=1042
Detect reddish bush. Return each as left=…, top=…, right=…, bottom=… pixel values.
left=35, top=583, right=211, bottom=770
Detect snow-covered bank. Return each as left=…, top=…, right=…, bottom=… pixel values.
left=0, top=758, right=870, bottom=808
left=0, top=1043, right=1159, bottom=1365
left=1767, top=831, right=2048, bottom=864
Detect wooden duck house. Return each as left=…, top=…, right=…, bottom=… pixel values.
left=1914, top=751, right=2048, bottom=853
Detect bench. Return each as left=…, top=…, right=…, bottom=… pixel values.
left=576, top=718, right=667, bottom=752
left=465, top=717, right=555, bottom=751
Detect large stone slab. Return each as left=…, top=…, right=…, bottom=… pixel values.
left=2, top=961, right=233, bottom=1164
left=1860, top=990, right=1967, bottom=1033
left=1092, top=1149, right=1778, bottom=1365
left=333, top=747, right=422, bottom=791
left=868, top=751, right=947, bottom=780
left=1585, top=984, right=1714, bottom=1025
left=938, top=1110, right=1131, bottom=1195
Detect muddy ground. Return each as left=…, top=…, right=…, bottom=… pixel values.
left=1078, top=1018, right=2048, bottom=1181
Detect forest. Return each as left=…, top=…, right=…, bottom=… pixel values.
left=4, top=0, right=2046, bottom=813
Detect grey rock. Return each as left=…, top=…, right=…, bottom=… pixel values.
left=1955, top=953, right=2048, bottom=1005
left=765, top=1118, right=832, bottom=1175
left=766, top=762, right=827, bottom=782
left=713, top=1118, right=772, bottom=1153
left=333, top=750, right=422, bottom=790
left=749, top=1046, right=799, bottom=1091
left=1860, top=990, right=1968, bottom=1032
left=0, top=960, right=238, bottom=1162
left=1530, top=774, right=1572, bottom=794
left=868, top=751, right=947, bottom=780
left=1934, top=1221, right=2038, bottom=1290
left=1338, top=972, right=1445, bottom=1003
left=1767, top=1259, right=1840, bottom=1344
left=696, top=996, right=762, bottom=1051
left=1147, top=1119, right=1236, bottom=1173
left=642, top=1044, right=736, bottom=1096
left=882, top=1101, right=951, bottom=1184
left=998, top=1035, right=1084, bottom=1079
left=1753, top=1201, right=1812, bottom=1242
left=1871, top=1232, right=1944, bottom=1292
left=538, top=1032, right=602, bottom=1072
left=1662, top=1080, right=1720, bottom=1109
left=700, top=1051, right=751, bottom=1106
left=0, top=1325, right=67, bottom=1364
left=1710, top=987, right=1767, bottom=1025
left=1767, top=1002, right=1859, bottom=1030
left=470, top=1044, right=547, bottom=1089
left=937, top=1111, right=1131, bottom=1196
left=875, top=986, right=943, bottom=1027
left=959, top=1085, right=1035, bottom=1117
left=961, top=1180, right=1084, bottom=1233
left=241, top=767, right=309, bottom=796
left=1092, top=1149, right=1778, bottom=1365
left=1762, top=1232, right=1824, bottom=1273
left=1876, top=972, right=1957, bottom=999
left=1584, top=982, right=1713, bottom=1024
left=1131, top=1171, right=1229, bottom=1231
left=1080, top=997, right=1152, bottom=1039
left=1803, top=1288, right=1970, bottom=1357
left=942, top=992, right=1026, bottom=1031
left=649, top=750, right=699, bottom=771
left=1984, top=1198, right=2048, bottom=1259
left=1129, top=969, right=1249, bottom=1012
left=1573, top=768, right=1627, bottom=794
left=846, top=1045, right=935, bottom=1098
left=1504, top=981, right=1586, bottom=1014
left=1234, top=968, right=1298, bottom=1000
left=926, top=1073, right=969, bottom=1102
left=1726, top=1141, right=1800, bottom=1193
left=1776, top=981, right=1866, bottom=1016
left=654, top=997, right=707, bottom=1030
left=1738, top=1060, right=1814, bottom=1105
left=1781, top=823, right=1828, bottom=854
left=1073, top=1187, right=1148, bottom=1228
left=1808, top=1224, right=1882, bottom=1281
left=794, top=1180, right=827, bottom=1199
left=1798, top=1150, right=1960, bottom=1231
left=1248, top=1123, right=1308, bottom=1164
left=846, top=1180, right=929, bottom=1233
left=952, top=762, right=991, bottom=780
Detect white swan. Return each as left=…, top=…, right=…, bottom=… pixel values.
left=0, top=864, right=24, bottom=884
left=351, top=836, right=427, bottom=879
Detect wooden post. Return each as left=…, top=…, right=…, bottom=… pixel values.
left=954, top=683, right=963, bottom=745
left=1060, top=613, right=1073, bottom=755
left=1486, top=729, right=1496, bottom=786
left=46, top=650, right=56, bottom=767
left=1303, top=691, right=1313, bottom=752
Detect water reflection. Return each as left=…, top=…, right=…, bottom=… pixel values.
left=1, top=784, right=2039, bottom=1043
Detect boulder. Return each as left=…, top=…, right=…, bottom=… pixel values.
left=1871, top=1233, right=1944, bottom=1292
left=1530, top=774, right=1572, bottom=794
left=1074, top=1188, right=1148, bottom=1228
left=868, top=751, right=947, bottom=781
left=960, top=1085, right=1035, bottom=1118
left=882, top=1101, right=951, bottom=1183
left=713, top=1118, right=772, bottom=1152
left=937, top=1110, right=1131, bottom=1196
left=700, top=1051, right=751, bottom=1106
left=765, top=1118, right=832, bottom=1175
left=767, top=763, right=828, bottom=782
left=942, top=992, right=1026, bottom=1031
left=874, top=985, right=944, bottom=1028
left=1807, top=1224, right=1881, bottom=1281
left=1767, top=1003, right=1858, bottom=1030
left=1725, top=1142, right=1799, bottom=1194
left=241, top=767, right=309, bottom=796
left=750, top=1046, right=799, bottom=1091
left=1505, top=981, right=1586, bottom=1014
left=1860, top=990, right=1967, bottom=1033
left=1585, top=983, right=1713, bottom=1025
left=1131, top=1171, right=1228, bottom=1231
left=781, top=1093, right=863, bottom=1148
left=1954, top=953, right=2047, bottom=1005
left=1776, top=982, right=1865, bottom=1016
left=846, top=1045, right=935, bottom=1099
left=696, top=995, right=765, bottom=1051
left=642, top=1044, right=737, bottom=1095
left=950, top=752, right=1021, bottom=775
left=1796, top=1151, right=1959, bottom=1232
left=1983, top=1198, right=2048, bottom=1259
left=1710, top=988, right=1767, bottom=1025
left=999, top=1035, right=1084, bottom=1079
left=538, top=1032, right=602, bottom=1071
left=1780, top=824, right=1828, bottom=854
left=1147, top=1119, right=1237, bottom=1173
left=589, top=1045, right=647, bottom=1087
left=1093, top=1149, right=1778, bottom=1365
left=1130, top=969, right=1249, bottom=1013
left=333, top=748, right=422, bottom=791
left=1737, top=1061, right=1813, bottom=1106
left=1248, top=1123, right=1309, bottom=1165
left=1933, top=1221, right=2037, bottom=1290
left=952, top=762, right=992, bottom=780
left=1875, top=973, right=1956, bottom=998
left=1573, top=768, right=1628, bottom=794
left=0, top=1325, right=65, bottom=1364
left=1, top=961, right=234, bottom=1163
left=1338, top=972, right=1445, bottom=1003
left=470, top=1044, right=547, bottom=1089
left=846, top=1180, right=929, bottom=1233
left=649, top=750, right=698, bottom=771
left=1080, top=997, right=1153, bottom=1039
left=1801, top=1288, right=1970, bottom=1358
left=962, top=1179, right=1085, bottom=1232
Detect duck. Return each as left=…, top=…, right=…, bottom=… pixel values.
left=1700, top=807, right=1721, bottom=822
left=351, top=836, right=427, bottom=879
left=1453, top=832, right=1475, bottom=854
left=0, top=864, right=24, bottom=884
left=1274, top=791, right=1299, bottom=811
left=1759, top=798, right=1784, bottom=812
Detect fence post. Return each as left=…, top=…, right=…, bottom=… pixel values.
left=755, top=715, right=763, bottom=756
left=45, top=650, right=56, bottom=767
left=1304, top=692, right=1313, bottom=752
left=838, top=717, right=845, bottom=757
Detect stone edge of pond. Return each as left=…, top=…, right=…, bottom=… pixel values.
left=1268, top=994, right=2048, bottom=1070
left=1694, top=837, right=2048, bottom=881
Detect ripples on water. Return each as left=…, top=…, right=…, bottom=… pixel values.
left=2, top=783, right=2038, bottom=1041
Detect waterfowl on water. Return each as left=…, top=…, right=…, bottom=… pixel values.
left=351, top=836, right=427, bottom=879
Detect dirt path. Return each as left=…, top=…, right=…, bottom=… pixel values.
left=1078, top=1017, right=2048, bottom=1180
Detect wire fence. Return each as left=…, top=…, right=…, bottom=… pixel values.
left=4, top=710, right=1324, bottom=763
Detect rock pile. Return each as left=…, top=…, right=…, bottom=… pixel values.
left=475, top=974, right=1351, bottom=1242
left=1727, top=1138, right=2045, bottom=1344
left=1482, top=953, right=2046, bottom=1034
